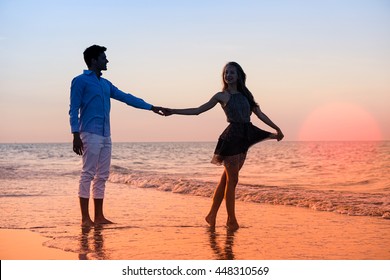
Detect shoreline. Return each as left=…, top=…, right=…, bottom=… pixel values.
left=1, top=184, right=389, bottom=260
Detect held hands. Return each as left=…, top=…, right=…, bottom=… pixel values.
left=163, top=108, right=173, bottom=116
left=151, top=106, right=173, bottom=116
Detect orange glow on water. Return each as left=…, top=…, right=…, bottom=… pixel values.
left=299, top=103, right=382, bottom=141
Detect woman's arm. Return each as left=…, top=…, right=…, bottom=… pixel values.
left=167, top=93, right=221, bottom=116
left=253, top=106, right=284, bottom=141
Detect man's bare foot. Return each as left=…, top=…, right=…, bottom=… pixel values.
left=205, top=214, right=216, bottom=228
left=94, top=217, right=114, bottom=225
left=81, top=218, right=94, bottom=227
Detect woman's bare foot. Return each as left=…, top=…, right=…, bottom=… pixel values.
left=226, top=219, right=239, bottom=232
left=94, top=217, right=113, bottom=225
left=205, top=214, right=216, bottom=228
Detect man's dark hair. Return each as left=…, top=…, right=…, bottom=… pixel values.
left=83, top=45, right=107, bottom=68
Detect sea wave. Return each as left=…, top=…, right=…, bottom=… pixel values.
left=109, top=166, right=390, bottom=220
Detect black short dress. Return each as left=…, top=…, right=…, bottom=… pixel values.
left=211, top=93, right=271, bottom=166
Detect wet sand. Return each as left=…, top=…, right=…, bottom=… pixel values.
left=0, top=184, right=389, bottom=260
left=0, top=229, right=77, bottom=260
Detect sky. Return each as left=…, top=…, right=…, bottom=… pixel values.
left=0, top=0, right=389, bottom=142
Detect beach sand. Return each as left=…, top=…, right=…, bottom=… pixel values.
left=0, top=229, right=78, bottom=260
left=1, top=183, right=389, bottom=260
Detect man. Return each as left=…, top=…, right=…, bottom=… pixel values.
left=69, top=45, right=164, bottom=227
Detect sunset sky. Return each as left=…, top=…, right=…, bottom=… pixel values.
left=1, top=0, right=389, bottom=142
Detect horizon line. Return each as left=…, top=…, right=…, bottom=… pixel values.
left=0, top=140, right=389, bottom=145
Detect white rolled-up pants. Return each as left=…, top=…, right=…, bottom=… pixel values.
left=78, top=132, right=112, bottom=199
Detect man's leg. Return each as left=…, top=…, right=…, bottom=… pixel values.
left=80, top=197, right=94, bottom=227
left=94, top=198, right=112, bottom=224
left=93, top=136, right=113, bottom=224
left=79, top=132, right=100, bottom=227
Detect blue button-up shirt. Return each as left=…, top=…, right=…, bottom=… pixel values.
left=69, top=70, right=152, bottom=137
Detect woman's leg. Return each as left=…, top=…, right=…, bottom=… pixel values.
left=225, top=153, right=246, bottom=231
left=206, top=171, right=227, bottom=227
left=224, top=163, right=240, bottom=231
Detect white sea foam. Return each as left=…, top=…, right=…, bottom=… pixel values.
left=108, top=166, right=390, bottom=219
left=1, top=141, right=389, bottom=221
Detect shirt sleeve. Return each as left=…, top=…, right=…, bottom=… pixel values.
left=69, top=77, right=83, bottom=133
left=109, top=82, right=153, bottom=110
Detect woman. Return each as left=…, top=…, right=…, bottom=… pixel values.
left=165, top=62, right=284, bottom=231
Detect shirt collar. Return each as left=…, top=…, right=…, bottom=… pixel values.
left=83, top=69, right=103, bottom=78
left=83, top=70, right=94, bottom=75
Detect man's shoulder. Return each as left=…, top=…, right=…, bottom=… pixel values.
left=72, top=71, right=87, bottom=81
left=71, top=71, right=95, bottom=85
left=72, top=73, right=83, bottom=80
left=73, top=70, right=95, bottom=79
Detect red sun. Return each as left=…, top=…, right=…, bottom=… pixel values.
left=299, top=103, right=382, bottom=141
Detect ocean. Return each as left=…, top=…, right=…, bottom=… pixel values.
left=0, top=141, right=389, bottom=259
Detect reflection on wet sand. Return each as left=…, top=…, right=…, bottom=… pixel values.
left=208, top=228, right=235, bottom=260
left=79, top=225, right=107, bottom=260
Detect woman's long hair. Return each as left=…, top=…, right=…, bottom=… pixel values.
left=222, top=62, right=258, bottom=109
